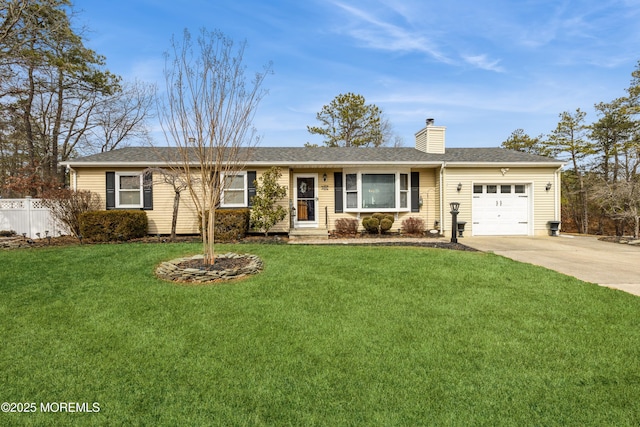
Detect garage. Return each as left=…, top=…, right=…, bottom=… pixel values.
left=472, top=184, right=530, bottom=235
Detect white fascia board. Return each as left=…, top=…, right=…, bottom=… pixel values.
left=60, top=161, right=192, bottom=168
left=243, top=161, right=445, bottom=168
left=444, top=161, right=566, bottom=168
left=61, top=160, right=448, bottom=169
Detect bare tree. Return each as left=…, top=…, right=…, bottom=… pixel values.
left=83, top=79, right=155, bottom=154
left=158, top=28, right=271, bottom=265
left=590, top=179, right=640, bottom=239
left=146, top=167, right=187, bottom=241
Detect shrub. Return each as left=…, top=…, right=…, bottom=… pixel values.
left=199, top=209, right=250, bottom=242
left=380, top=218, right=393, bottom=233
left=250, top=167, right=288, bottom=236
left=41, top=189, right=101, bottom=239
left=334, top=218, right=359, bottom=236
left=0, top=230, right=16, bottom=237
left=362, top=216, right=380, bottom=234
left=215, top=209, right=250, bottom=242
left=362, top=213, right=394, bottom=234
left=401, top=217, right=425, bottom=235
left=79, top=210, right=148, bottom=242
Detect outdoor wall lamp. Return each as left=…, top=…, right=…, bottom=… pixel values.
left=457, top=182, right=462, bottom=192
left=545, top=182, right=552, bottom=191
left=323, top=173, right=327, bottom=182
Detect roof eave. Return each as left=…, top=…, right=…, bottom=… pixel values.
left=62, top=160, right=446, bottom=168
left=444, top=161, right=566, bottom=167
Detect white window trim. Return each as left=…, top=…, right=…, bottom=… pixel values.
left=343, top=169, right=411, bottom=213
left=115, top=172, right=143, bottom=209
left=220, top=172, right=248, bottom=208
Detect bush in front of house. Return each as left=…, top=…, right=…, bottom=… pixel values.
left=215, top=209, right=250, bottom=242
left=199, top=209, right=250, bottom=242
left=362, top=213, right=394, bottom=234
left=334, top=218, right=359, bottom=236
left=79, top=210, right=148, bottom=242
left=41, top=189, right=101, bottom=239
left=401, top=217, right=425, bottom=235
left=0, top=230, right=16, bottom=237
left=362, top=216, right=379, bottom=234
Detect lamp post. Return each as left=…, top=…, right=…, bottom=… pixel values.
left=450, top=202, right=460, bottom=243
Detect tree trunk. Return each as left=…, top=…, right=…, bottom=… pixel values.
left=24, top=65, right=36, bottom=196
left=171, top=191, right=180, bottom=241
left=206, top=208, right=216, bottom=265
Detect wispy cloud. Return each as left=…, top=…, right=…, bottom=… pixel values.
left=331, top=1, right=453, bottom=64
left=462, top=54, right=505, bottom=73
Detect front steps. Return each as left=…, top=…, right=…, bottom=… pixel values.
left=288, top=228, right=329, bottom=241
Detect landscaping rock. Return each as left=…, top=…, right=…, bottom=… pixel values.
left=155, top=253, right=263, bottom=284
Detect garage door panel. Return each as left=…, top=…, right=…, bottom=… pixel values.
left=472, top=185, right=529, bottom=236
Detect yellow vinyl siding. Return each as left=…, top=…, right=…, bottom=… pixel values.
left=444, top=167, right=559, bottom=236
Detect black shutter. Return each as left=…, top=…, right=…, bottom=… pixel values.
left=411, top=171, right=420, bottom=212
left=334, top=172, right=343, bottom=213
left=106, top=172, right=115, bottom=209
left=247, top=171, right=257, bottom=207
left=143, top=171, right=153, bottom=210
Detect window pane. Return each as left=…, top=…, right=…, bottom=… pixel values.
left=473, top=185, right=483, bottom=194
left=501, top=185, right=511, bottom=193
left=225, top=175, right=244, bottom=190
left=515, top=185, right=526, bottom=194
left=362, top=174, right=395, bottom=209
left=400, top=192, right=407, bottom=208
left=120, top=175, right=140, bottom=190
left=346, top=192, right=357, bottom=209
left=400, top=174, right=408, bottom=191
left=487, top=185, right=497, bottom=194
left=119, top=191, right=140, bottom=205
left=346, top=174, right=357, bottom=191
left=224, top=190, right=244, bottom=204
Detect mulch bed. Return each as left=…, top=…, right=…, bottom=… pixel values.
left=1, top=233, right=475, bottom=251
left=353, top=241, right=477, bottom=251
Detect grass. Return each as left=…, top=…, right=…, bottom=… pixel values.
left=1, top=242, right=639, bottom=426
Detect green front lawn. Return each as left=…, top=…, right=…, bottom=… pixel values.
left=1, top=243, right=639, bottom=426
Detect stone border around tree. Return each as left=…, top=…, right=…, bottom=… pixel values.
left=155, top=253, right=263, bottom=284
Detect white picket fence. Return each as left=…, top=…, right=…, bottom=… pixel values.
left=0, top=197, right=69, bottom=238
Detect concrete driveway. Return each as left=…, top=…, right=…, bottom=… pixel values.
left=462, top=235, right=640, bottom=296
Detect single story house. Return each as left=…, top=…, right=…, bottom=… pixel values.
left=61, top=120, right=564, bottom=238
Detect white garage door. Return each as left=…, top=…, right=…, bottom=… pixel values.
left=472, top=184, right=529, bottom=235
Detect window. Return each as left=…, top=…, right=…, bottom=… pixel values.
left=346, top=173, right=357, bottom=209
left=399, top=174, right=409, bottom=208
left=515, top=185, right=526, bottom=194
left=473, top=185, right=483, bottom=194
left=362, top=174, right=395, bottom=209
left=501, top=185, right=511, bottom=194
left=220, top=172, right=247, bottom=207
left=116, top=173, right=143, bottom=208
left=343, top=171, right=411, bottom=212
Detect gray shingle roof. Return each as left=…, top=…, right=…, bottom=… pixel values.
left=63, top=146, right=562, bottom=166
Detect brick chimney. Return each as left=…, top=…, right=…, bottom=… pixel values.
left=415, top=118, right=445, bottom=154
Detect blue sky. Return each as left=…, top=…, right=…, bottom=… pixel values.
left=77, top=0, right=640, bottom=148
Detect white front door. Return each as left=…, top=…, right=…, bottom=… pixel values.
left=472, top=184, right=530, bottom=235
left=294, top=174, right=318, bottom=228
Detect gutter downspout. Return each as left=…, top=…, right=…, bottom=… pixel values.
left=440, top=162, right=446, bottom=235
left=554, top=166, right=562, bottom=221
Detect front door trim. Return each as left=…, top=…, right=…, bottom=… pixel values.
left=293, top=173, right=318, bottom=228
